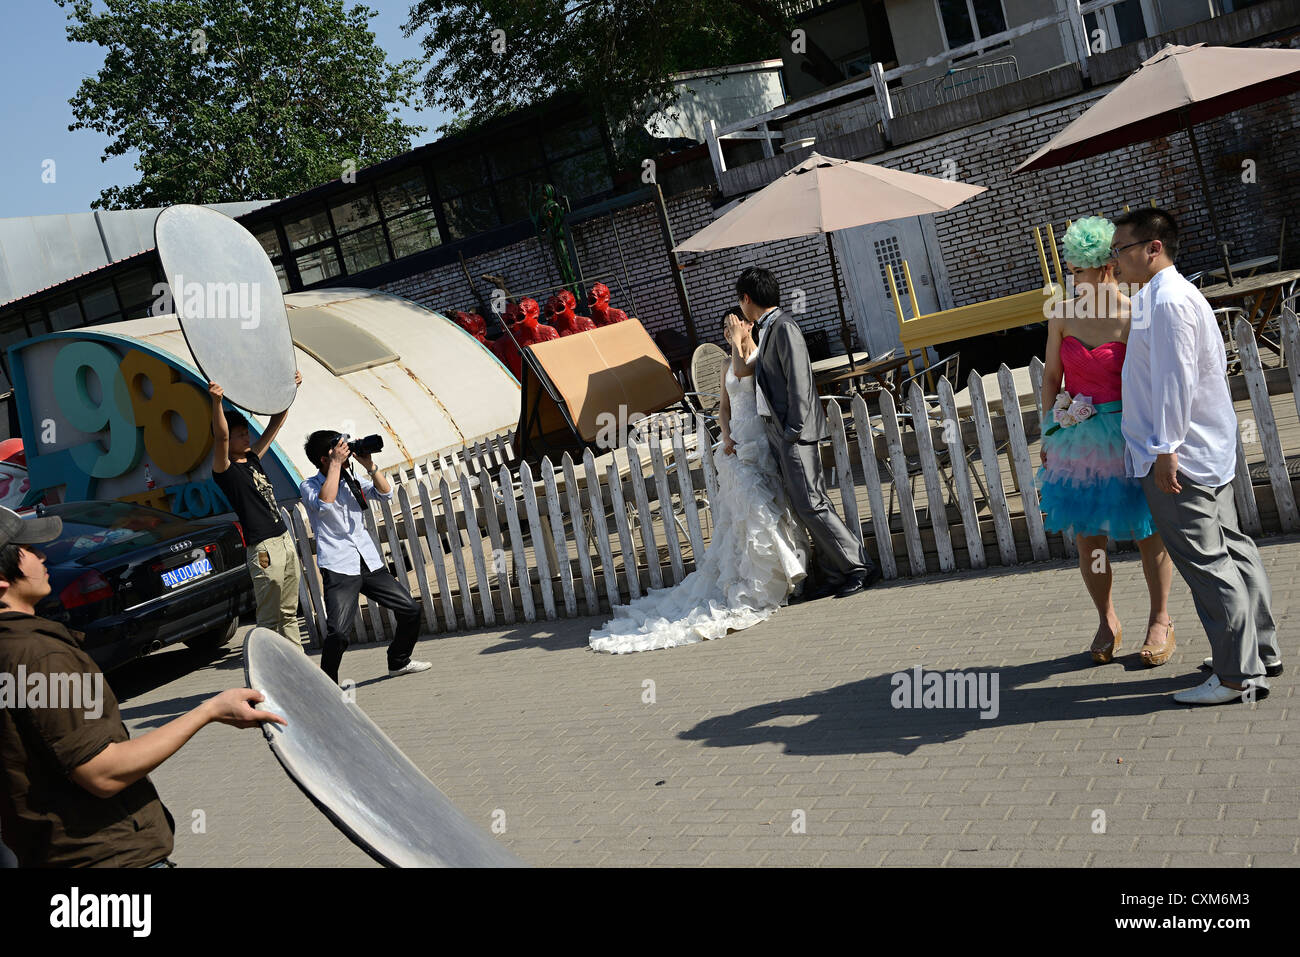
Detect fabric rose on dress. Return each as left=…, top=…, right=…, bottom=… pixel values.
left=1053, top=407, right=1078, bottom=427
left=1067, top=396, right=1095, bottom=422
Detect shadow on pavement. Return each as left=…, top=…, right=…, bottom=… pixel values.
left=679, top=653, right=1208, bottom=757
left=473, top=622, right=596, bottom=654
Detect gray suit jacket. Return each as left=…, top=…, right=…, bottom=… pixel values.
left=754, top=308, right=829, bottom=444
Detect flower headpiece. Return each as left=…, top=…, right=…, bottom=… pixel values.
left=1061, top=216, right=1116, bottom=270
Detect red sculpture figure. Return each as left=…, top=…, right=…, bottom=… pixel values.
left=452, top=310, right=488, bottom=344
left=589, top=282, right=612, bottom=326
left=552, top=289, right=596, bottom=337
left=588, top=282, right=629, bottom=326
left=517, top=298, right=558, bottom=343
left=491, top=297, right=556, bottom=379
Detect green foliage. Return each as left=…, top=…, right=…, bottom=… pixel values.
left=58, top=0, right=426, bottom=209
left=403, top=0, right=787, bottom=146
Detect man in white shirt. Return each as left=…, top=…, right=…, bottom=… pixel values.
left=1114, top=208, right=1280, bottom=705
left=300, top=431, right=430, bottom=684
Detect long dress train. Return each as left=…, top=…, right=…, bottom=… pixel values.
left=588, top=365, right=808, bottom=653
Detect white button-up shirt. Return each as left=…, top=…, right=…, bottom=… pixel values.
left=1121, top=266, right=1237, bottom=487
left=299, top=468, right=393, bottom=575
left=752, top=307, right=779, bottom=419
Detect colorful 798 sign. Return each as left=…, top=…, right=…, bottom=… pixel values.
left=16, top=338, right=270, bottom=518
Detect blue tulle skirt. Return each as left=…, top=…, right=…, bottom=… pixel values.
left=1035, top=401, right=1156, bottom=542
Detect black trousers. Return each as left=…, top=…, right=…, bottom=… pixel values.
left=320, top=566, right=422, bottom=682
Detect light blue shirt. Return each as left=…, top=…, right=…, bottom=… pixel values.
left=299, top=468, right=393, bottom=575
left=1121, top=266, right=1238, bottom=487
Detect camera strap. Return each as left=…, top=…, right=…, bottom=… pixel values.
left=342, top=469, right=368, bottom=508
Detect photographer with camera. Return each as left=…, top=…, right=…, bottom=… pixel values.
left=300, top=430, right=429, bottom=684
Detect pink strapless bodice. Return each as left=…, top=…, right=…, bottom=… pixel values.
left=1060, top=336, right=1125, bottom=404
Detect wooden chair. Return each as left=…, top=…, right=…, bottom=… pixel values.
left=885, top=223, right=1064, bottom=381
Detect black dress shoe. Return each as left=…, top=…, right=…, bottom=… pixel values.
left=789, top=579, right=835, bottom=604
left=833, top=575, right=867, bottom=598
left=833, top=567, right=881, bottom=598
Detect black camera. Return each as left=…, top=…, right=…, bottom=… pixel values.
left=341, top=433, right=384, bottom=456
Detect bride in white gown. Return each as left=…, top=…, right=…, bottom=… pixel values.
left=589, top=309, right=809, bottom=654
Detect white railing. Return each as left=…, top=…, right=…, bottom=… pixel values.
left=706, top=0, right=1139, bottom=181
left=283, top=314, right=1300, bottom=646
left=890, top=56, right=1022, bottom=116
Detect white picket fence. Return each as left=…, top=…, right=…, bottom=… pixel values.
left=282, top=314, right=1300, bottom=648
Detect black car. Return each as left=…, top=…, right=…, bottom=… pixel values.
left=32, top=500, right=255, bottom=672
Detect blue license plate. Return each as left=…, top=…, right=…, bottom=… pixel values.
left=161, top=557, right=213, bottom=590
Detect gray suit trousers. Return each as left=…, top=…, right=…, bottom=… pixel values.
left=1140, top=473, right=1278, bottom=685
left=765, top=419, right=869, bottom=584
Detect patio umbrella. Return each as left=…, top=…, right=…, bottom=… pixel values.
left=1015, top=43, right=1300, bottom=284
left=675, top=152, right=986, bottom=366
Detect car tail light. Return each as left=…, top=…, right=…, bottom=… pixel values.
left=60, top=570, right=113, bottom=609
left=233, top=521, right=246, bottom=547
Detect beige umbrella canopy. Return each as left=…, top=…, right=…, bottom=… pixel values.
left=675, top=152, right=986, bottom=361
left=1016, top=43, right=1300, bottom=282
left=676, top=152, right=986, bottom=251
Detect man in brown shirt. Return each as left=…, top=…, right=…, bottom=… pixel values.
left=0, top=506, right=285, bottom=867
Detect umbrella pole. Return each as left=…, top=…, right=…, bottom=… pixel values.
left=1184, top=117, right=1235, bottom=286
left=825, top=232, right=856, bottom=370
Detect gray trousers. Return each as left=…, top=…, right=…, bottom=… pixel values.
left=765, top=421, right=870, bottom=585
left=1140, top=472, right=1278, bottom=685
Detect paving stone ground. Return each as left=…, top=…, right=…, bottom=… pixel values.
left=113, top=536, right=1300, bottom=867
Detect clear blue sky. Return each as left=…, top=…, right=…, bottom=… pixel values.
left=0, top=1, right=452, bottom=219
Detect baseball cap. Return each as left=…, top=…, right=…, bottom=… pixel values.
left=0, top=506, right=62, bottom=549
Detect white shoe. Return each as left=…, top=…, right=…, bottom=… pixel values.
left=388, top=659, right=432, bottom=677
left=1173, top=674, right=1266, bottom=705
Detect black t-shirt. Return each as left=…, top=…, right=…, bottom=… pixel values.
left=213, top=451, right=287, bottom=546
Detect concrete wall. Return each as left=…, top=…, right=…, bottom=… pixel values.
left=1158, top=0, right=1222, bottom=30
left=645, top=64, right=786, bottom=143
left=885, top=0, right=1071, bottom=88
left=783, top=3, right=875, bottom=100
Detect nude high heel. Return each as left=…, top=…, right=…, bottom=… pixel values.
left=1091, top=623, right=1121, bottom=664
left=1140, top=620, right=1175, bottom=668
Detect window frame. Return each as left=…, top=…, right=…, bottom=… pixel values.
left=933, top=0, right=1010, bottom=53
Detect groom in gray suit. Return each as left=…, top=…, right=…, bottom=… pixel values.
left=738, top=267, right=879, bottom=600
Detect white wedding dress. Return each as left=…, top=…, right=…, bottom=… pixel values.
left=589, top=362, right=809, bottom=654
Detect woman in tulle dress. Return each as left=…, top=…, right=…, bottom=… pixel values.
left=1037, top=217, right=1175, bottom=666
left=588, top=309, right=808, bottom=654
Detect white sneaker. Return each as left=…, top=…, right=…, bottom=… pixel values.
left=1173, top=673, right=1266, bottom=705
left=388, top=659, right=432, bottom=677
